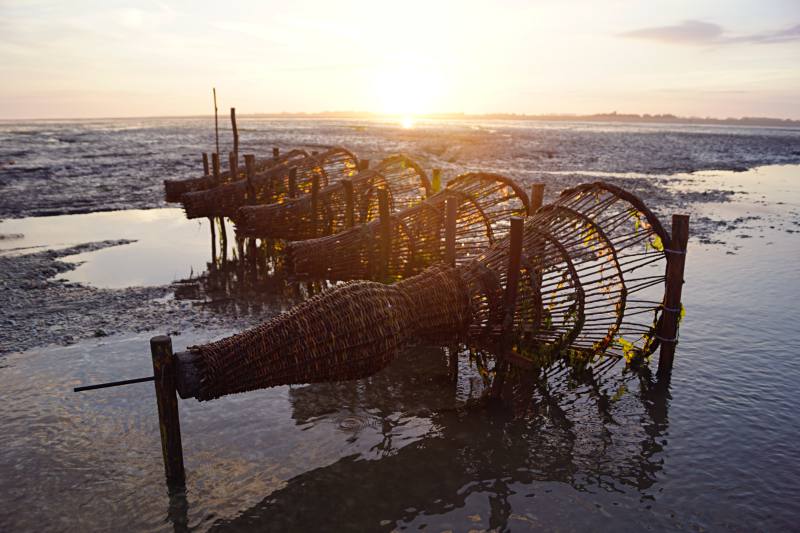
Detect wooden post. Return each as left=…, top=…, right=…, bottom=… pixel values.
left=432, top=168, right=442, bottom=193
left=343, top=179, right=355, bottom=227
left=492, top=217, right=525, bottom=399
left=273, top=147, right=280, bottom=161
left=503, top=217, right=525, bottom=315
left=228, top=151, right=238, bottom=182
left=202, top=153, right=209, bottom=176
left=657, top=214, right=689, bottom=378
left=211, top=152, right=220, bottom=184
left=378, top=188, right=392, bottom=280
left=310, top=174, right=320, bottom=237
left=230, top=107, right=239, bottom=158
left=209, top=217, right=217, bottom=265
left=444, top=197, right=457, bottom=267
left=359, top=159, right=370, bottom=171
left=529, top=183, right=545, bottom=214
left=150, top=336, right=185, bottom=486
left=218, top=217, right=228, bottom=262
left=244, top=154, right=256, bottom=204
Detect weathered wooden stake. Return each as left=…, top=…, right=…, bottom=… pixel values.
left=444, top=197, right=458, bottom=267
left=310, top=174, right=320, bottom=237
left=657, top=214, right=689, bottom=378
left=503, top=217, right=525, bottom=315
left=359, top=159, right=370, bottom=171
left=273, top=147, right=280, bottom=161
left=343, top=179, right=355, bottom=227
left=492, top=216, right=525, bottom=398
left=202, top=153, right=209, bottom=176
left=230, top=107, right=239, bottom=158
left=211, top=152, right=220, bottom=184
left=244, top=154, right=256, bottom=204
left=228, top=151, right=238, bottom=182
left=432, top=168, right=442, bottom=193
left=530, top=183, right=545, bottom=214
left=209, top=217, right=217, bottom=265
left=378, top=188, right=392, bottom=280
left=288, top=167, right=298, bottom=198
left=150, top=335, right=185, bottom=486
left=218, top=217, right=228, bottom=263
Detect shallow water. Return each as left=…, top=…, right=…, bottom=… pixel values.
left=0, top=209, right=235, bottom=288
left=1, top=164, right=799, bottom=531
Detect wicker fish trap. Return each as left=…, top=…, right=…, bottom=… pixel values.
left=186, top=181, right=672, bottom=400
left=286, top=172, right=530, bottom=282
left=181, top=147, right=359, bottom=219
left=163, top=149, right=309, bottom=203
left=235, top=154, right=432, bottom=241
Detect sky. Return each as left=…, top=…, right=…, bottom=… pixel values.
left=1, top=0, right=799, bottom=120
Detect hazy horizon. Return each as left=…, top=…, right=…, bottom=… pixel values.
left=2, top=0, right=799, bottom=120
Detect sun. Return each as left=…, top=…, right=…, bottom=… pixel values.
left=371, top=60, right=444, bottom=122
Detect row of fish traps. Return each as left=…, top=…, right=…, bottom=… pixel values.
left=163, top=146, right=679, bottom=401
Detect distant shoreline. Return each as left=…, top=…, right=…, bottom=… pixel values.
left=3, top=112, right=800, bottom=129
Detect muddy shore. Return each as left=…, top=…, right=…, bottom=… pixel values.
left=1, top=119, right=799, bottom=355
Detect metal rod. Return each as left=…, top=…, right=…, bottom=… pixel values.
left=73, top=376, right=154, bottom=392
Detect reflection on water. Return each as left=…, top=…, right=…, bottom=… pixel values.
left=0, top=208, right=234, bottom=288
left=0, top=164, right=799, bottom=530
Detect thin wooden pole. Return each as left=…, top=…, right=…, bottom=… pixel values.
left=378, top=188, right=392, bottom=280
left=202, top=153, right=209, bottom=176
left=230, top=107, right=239, bottom=158
left=530, top=183, right=545, bottom=214
left=213, top=88, right=219, bottom=157
left=244, top=154, right=256, bottom=204
left=444, top=197, right=457, bottom=267
left=273, top=147, right=280, bottom=161
left=343, top=179, right=355, bottom=227
left=288, top=167, right=298, bottom=198
left=150, top=335, right=185, bottom=486
left=432, top=168, right=442, bottom=193
left=310, top=174, right=320, bottom=237
left=228, top=151, right=238, bottom=182
left=657, top=214, right=689, bottom=378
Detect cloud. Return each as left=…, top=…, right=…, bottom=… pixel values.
left=620, top=20, right=800, bottom=46
left=620, top=20, right=723, bottom=44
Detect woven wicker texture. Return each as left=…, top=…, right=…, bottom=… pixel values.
left=189, top=181, right=671, bottom=400
left=164, top=149, right=310, bottom=203
left=181, top=147, right=358, bottom=219
left=286, top=172, right=530, bottom=281
left=235, top=154, right=432, bottom=241
left=190, top=264, right=470, bottom=400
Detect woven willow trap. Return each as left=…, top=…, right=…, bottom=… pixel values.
left=181, top=147, right=359, bottom=219
left=235, top=154, right=432, bottom=241
left=286, top=172, right=530, bottom=281
left=183, top=181, right=674, bottom=401
left=163, top=149, right=307, bottom=203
